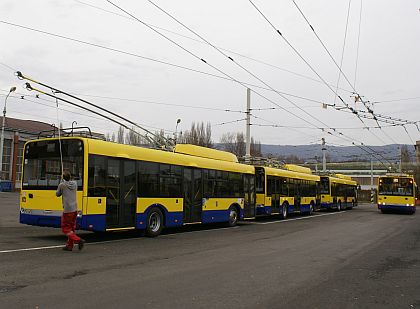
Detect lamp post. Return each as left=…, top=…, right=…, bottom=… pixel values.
left=174, top=118, right=181, bottom=144
left=0, top=87, right=17, bottom=180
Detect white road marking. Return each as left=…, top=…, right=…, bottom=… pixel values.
left=249, top=211, right=347, bottom=225
left=0, top=226, right=240, bottom=254
left=1, top=211, right=351, bottom=254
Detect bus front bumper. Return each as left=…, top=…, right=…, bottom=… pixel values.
left=378, top=204, right=416, bottom=212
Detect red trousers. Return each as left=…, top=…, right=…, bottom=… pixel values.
left=61, top=211, right=80, bottom=249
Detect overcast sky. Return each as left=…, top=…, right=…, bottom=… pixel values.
left=0, top=0, right=419, bottom=146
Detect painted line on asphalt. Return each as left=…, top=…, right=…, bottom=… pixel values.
left=249, top=211, right=347, bottom=225
left=0, top=226, right=239, bottom=254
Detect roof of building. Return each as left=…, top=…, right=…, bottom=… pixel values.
left=4, top=116, right=55, bottom=136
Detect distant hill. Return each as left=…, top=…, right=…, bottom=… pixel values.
left=260, top=144, right=416, bottom=163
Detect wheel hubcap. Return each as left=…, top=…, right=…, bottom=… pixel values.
left=230, top=210, right=237, bottom=223
left=149, top=213, right=160, bottom=232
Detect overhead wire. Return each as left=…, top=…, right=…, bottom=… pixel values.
left=74, top=0, right=353, bottom=94
left=0, top=20, right=335, bottom=108
left=143, top=0, right=339, bottom=133
left=105, top=0, right=400, bottom=168
left=333, top=0, right=352, bottom=106
left=105, top=0, right=339, bottom=136
left=354, top=0, right=363, bottom=88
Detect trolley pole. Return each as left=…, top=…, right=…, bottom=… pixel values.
left=245, top=88, right=251, bottom=162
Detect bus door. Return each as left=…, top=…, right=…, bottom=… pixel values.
left=183, top=168, right=203, bottom=223
left=244, top=174, right=256, bottom=218
left=272, top=178, right=280, bottom=213
left=106, top=159, right=136, bottom=228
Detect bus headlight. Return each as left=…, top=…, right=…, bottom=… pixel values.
left=77, top=210, right=83, bottom=218
left=382, top=202, right=385, bottom=205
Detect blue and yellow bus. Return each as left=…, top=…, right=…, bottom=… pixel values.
left=377, top=174, right=416, bottom=214
left=20, top=137, right=255, bottom=236
left=319, top=175, right=357, bottom=211
left=255, top=165, right=320, bottom=218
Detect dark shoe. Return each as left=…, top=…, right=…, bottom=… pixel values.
left=63, top=246, right=73, bottom=251
left=78, top=239, right=85, bottom=251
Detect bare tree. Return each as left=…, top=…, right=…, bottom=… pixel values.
left=125, top=126, right=148, bottom=146
left=250, top=137, right=262, bottom=157
left=219, top=132, right=246, bottom=157
left=179, top=121, right=213, bottom=147
left=117, top=126, right=125, bottom=144
left=105, top=132, right=116, bottom=142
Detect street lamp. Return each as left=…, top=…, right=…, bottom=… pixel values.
left=174, top=118, right=181, bottom=144
left=0, top=87, right=17, bottom=180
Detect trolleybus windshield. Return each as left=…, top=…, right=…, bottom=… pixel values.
left=22, top=139, right=84, bottom=190
left=378, top=177, right=414, bottom=196
left=319, top=177, right=330, bottom=194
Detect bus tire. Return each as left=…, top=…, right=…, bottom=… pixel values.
left=380, top=209, right=387, bottom=214
left=280, top=203, right=288, bottom=219
left=145, top=207, right=164, bottom=237
left=227, top=206, right=239, bottom=227
left=337, top=201, right=342, bottom=211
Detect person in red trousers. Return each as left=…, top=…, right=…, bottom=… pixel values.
left=56, top=170, right=85, bottom=251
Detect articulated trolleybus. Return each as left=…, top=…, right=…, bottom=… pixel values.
left=255, top=165, right=320, bottom=218
left=377, top=174, right=416, bottom=214
left=319, top=174, right=358, bottom=211
left=20, top=137, right=255, bottom=236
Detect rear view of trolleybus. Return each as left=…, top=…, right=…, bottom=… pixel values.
left=377, top=175, right=416, bottom=214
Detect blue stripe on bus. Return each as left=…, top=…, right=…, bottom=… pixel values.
left=20, top=213, right=61, bottom=228
left=256, top=205, right=272, bottom=216
left=20, top=213, right=106, bottom=231
left=378, top=205, right=416, bottom=212
left=320, top=202, right=334, bottom=209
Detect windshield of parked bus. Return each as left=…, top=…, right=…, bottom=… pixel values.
left=22, top=139, right=84, bottom=190
left=319, top=177, right=330, bottom=194
left=378, top=177, right=414, bottom=196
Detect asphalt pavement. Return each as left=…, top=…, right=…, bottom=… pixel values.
left=0, top=192, right=419, bottom=308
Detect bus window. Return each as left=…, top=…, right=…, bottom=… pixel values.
left=379, top=177, right=413, bottom=196
left=22, top=139, right=84, bottom=190
left=319, top=177, right=329, bottom=194
left=255, top=168, right=265, bottom=194
left=138, top=161, right=159, bottom=197
left=88, top=155, right=106, bottom=197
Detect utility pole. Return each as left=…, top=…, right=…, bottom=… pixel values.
left=322, top=138, right=326, bottom=172
left=399, top=146, right=402, bottom=173
left=0, top=87, right=16, bottom=180
left=370, top=157, right=373, bottom=187
left=245, top=88, right=251, bottom=161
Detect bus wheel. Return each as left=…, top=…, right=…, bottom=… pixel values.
left=145, top=207, right=164, bottom=237
left=227, top=206, right=239, bottom=227
left=337, top=201, right=342, bottom=211
left=280, top=203, right=288, bottom=219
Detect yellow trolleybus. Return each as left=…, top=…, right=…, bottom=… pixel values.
left=319, top=174, right=358, bottom=211
left=20, top=137, right=255, bottom=236
left=377, top=174, right=416, bottom=214
left=254, top=164, right=320, bottom=218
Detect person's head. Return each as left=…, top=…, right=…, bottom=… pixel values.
left=62, top=170, right=71, bottom=181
